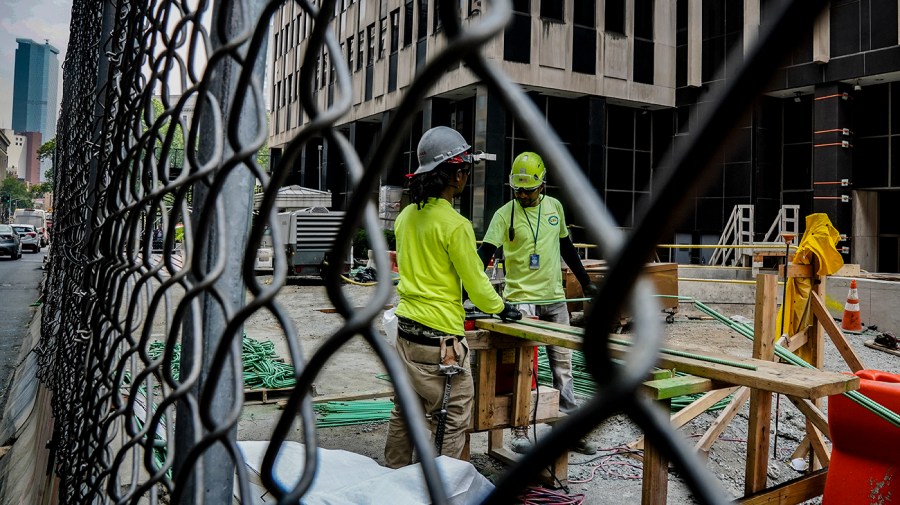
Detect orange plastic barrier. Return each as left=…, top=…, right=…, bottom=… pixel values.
left=824, top=370, right=900, bottom=504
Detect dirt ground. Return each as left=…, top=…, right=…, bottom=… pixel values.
left=235, top=277, right=900, bottom=504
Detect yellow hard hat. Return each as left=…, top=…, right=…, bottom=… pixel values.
left=508, top=152, right=546, bottom=190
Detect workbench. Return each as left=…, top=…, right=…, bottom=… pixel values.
left=463, top=329, right=569, bottom=484
left=473, top=307, right=859, bottom=504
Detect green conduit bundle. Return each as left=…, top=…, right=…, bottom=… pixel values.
left=146, top=335, right=297, bottom=390
left=691, top=299, right=900, bottom=429
left=314, top=400, right=394, bottom=427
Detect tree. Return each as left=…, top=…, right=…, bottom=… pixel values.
left=0, top=176, right=33, bottom=209
left=37, top=138, right=56, bottom=161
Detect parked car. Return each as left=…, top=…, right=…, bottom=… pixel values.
left=12, top=224, right=41, bottom=253
left=0, top=225, right=22, bottom=260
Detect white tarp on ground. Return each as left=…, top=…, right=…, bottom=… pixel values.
left=236, top=441, right=494, bottom=505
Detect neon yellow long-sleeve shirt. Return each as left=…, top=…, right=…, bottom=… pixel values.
left=394, top=198, right=505, bottom=336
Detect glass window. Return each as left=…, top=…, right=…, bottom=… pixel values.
left=573, top=0, right=595, bottom=27
left=572, top=26, right=596, bottom=74
left=540, top=1, right=563, bottom=21
left=368, top=24, right=376, bottom=66
left=503, top=11, right=531, bottom=63
left=391, top=10, right=400, bottom=53
left=418, top=0, right=429, bottom=39
left=358, top=31, right=365, bottom=71
left=404, top=0, right=414, bottom=47
left=605, top=0, right=625, bottom=34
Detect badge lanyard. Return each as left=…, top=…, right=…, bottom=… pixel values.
left=521, top=200, right=542, bottom=270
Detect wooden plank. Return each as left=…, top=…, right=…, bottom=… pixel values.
left=790, top=437, right=810, bottom=460
left=511, top=346, right=534, bottom=427
left=745, top=275, right=778, bottom=495
left=474, top=349, right=498, bottom=431
left=778, top=264, right=814, bottom=279
left=308, top=389, right=394, bottom=404
left=786, top=396, right=830, bottom=440
left=865, top=340, right=900, bottom=357
left=487, top=387, right=561, bottom=428
left=807, top=425, right=831, bottom=466
left=630, top=386, right=742, bottom=452
left=487, top=443, right=568, bottom=486
left=810, top=291, right=865, bottom=372
left=642, top=431, right=669, bottom=505
left=782, top=329, right=808, bottom=353
left=697, top=387, right=751, bottom=453
left=801, top=263, right=826, bottom=471
left=475, top=319, right=859, bottom=400
left=737, top=468, right=828, bottom=505
left=641, top=375, right=713, bottom=401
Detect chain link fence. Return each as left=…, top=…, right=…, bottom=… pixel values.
left=36, top=0, right=824, bottom=502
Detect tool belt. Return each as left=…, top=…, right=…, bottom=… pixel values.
left=397, top=317, right=463, bottom=348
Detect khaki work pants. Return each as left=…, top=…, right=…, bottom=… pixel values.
left=384, top=336, right=473, bottom=468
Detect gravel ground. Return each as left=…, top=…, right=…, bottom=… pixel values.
left=236, top=277, right=900, bottom=504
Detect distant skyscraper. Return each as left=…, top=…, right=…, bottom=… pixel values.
left=12, top=38, right=59, bottom=141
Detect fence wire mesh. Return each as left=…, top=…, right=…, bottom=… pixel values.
left=37, top=0, right=826, bottom=503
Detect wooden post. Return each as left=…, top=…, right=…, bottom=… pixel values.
left=474, top=348, right=497, bottom=431
left=745, top=274, right=777, bottom=494
left=798, top=258, right=826, bottom=470
left=511, top=347, right=533, bottom=427
left=642, top=400, right=671, bottom=505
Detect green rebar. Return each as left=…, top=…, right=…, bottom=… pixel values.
left=692, top=299, right=900, bottom=429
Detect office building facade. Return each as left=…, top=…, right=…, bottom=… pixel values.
left=12, top=38, right=60, bottom=141
left=268, top=1, right=900, bottom=273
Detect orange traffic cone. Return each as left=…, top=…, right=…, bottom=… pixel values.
left=841, top=280, right=862, bottom=332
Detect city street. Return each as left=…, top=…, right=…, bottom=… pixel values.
left=0, top=249, right=45, bottom=429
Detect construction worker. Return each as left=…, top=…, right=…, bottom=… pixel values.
left=478, top=151, right=599, bottom=455
left=384, top=126, right=522, bottom=468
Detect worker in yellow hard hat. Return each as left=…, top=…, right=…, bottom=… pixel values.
left=478, top=151, right=599, bottom=455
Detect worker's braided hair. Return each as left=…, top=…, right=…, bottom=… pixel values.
left=408, top=163, right=456, bottom=209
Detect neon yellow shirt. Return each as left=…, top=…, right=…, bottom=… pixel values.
left=483, top=195, right=568, bottom=303
left=395, top=198, right=505, bottom=335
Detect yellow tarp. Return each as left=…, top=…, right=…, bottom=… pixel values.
left=776, top=213, right=844, bottom=337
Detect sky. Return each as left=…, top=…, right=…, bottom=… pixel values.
left=0, top=0, right=72, bottom=130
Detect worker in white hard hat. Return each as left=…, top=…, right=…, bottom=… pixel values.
left=478, top=151, right=599, bottom=455
left=384, top=126, right=522, bottom=468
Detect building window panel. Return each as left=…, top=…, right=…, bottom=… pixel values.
left=391, top=10, right=400, bottom=53
left=854, top=137, right=889, bottom=188
left=504, top=11, right=532, bottom=63
left=540, top=1, right=563, bottom=21
left=380, top=17, right=388, bottom=58
left=830, top=0, right=861, bottom=57
left=572, top=26, right=597, bottom=74
left=634, top=0, right=653, bottom=39
left=573, top=0, right=595, bottom=27
left=512, top=0, right=529, bottom=13
left=605, top=0, right=625, bottom=34
left=633, top=0, right=654, bottom=86
left=358, top=31, right=365, bottom=71
left=870, top=0, right=898, bottom=50
left=368, top=24, right=376, bottom=66
left=404, top=0, right=414, bottom=47
left=782, top=144, right=812, bottom=191
left=418, top=0, right=429, bottom=39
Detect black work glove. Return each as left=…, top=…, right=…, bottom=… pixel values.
left=583, top=283, right=601, bottom=297
left=497, top=302, right=523, bottom=322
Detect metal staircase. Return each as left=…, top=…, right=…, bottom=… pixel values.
left=708, top=205, right=800, bottom=266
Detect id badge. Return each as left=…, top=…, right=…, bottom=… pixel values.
left=529, top=253, right=540, bottom=270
